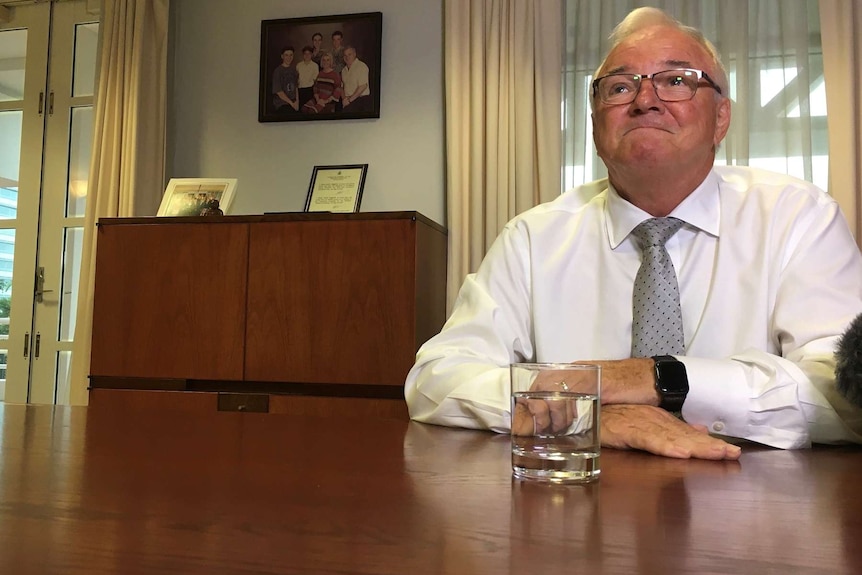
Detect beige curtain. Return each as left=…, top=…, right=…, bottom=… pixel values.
left=820, top=0, right=862, bottom=246
left=444, top=0, right=562, bottom=310
left=67, top=0, right=169, bottom=405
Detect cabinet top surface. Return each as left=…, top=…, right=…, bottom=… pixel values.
left=98, top=211, right=446, bottom=234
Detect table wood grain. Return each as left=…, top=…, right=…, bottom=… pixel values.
left=0, top=403, right=859, bottom=574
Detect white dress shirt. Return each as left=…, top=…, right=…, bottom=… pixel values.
left=405, top=166, right=862, bottom=449
left=341, top=58, right=370, bottom=98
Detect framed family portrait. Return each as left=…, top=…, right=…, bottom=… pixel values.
left=259, top=12, right=382, bottom=123
left=157, top=178, right=238, bottom=217
left=304, top=164, right=368, bottom=213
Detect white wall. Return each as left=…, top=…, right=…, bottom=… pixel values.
left=168, top=0, right=445, bottom=225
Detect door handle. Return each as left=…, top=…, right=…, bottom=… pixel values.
left=35, top=266, right=54, bottom=303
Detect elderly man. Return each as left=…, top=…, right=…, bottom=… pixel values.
left=405, top=7, right=862, bottom=460
left=341, top=46, right=372, bottom=113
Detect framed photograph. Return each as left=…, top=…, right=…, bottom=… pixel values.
left=259, top=12, right=382, bottom=123
left=157, top=178, right=238, bottom=217
left=304, top=164, right=368, bottom=213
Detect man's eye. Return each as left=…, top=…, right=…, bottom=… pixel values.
left=659, top=75, right=688, bottom=88
left=608, top=82, right=633, bottom=94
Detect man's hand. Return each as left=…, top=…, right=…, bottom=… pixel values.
left=602, top=404, right=741, bottom=460
left=511, top=379, right=575, bottom=436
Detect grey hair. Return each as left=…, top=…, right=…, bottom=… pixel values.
left=591, top=7, right=729, bottom=109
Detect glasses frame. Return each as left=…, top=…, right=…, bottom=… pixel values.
left=591, top=68, right=723, bottom=105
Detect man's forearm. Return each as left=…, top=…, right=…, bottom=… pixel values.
left=579, top=358, right=660, bottom=405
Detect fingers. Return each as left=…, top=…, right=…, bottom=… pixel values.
left=637, top=429, right=741, bottom=460
left=518, top=378, right=576, bottom=434
left=515, top=396, right=576, bottom=435
left=547, top=397, right=575, bottom=433
left=527, top=398, right=552, bottom=432
left=601, top=404, right=742, bottom=461
left=511, top=400, right=534, bottom=436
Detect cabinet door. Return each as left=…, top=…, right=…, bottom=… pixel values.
left=245, top=219, right=416, bottom=386
left=90, top=222, right=248, bottom=380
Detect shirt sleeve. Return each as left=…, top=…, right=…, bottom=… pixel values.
left=405, top=224, right=534, bottom=432
left=681, top=196, right=862, bottom=448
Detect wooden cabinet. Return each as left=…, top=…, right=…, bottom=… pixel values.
left=89, top=221, right=249, bottom=381
left=89, top=212, right=447, bottom=416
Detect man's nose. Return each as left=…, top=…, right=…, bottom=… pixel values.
left=631, top=78, right=664, bottom=111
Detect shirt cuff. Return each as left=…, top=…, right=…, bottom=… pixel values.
left=678, top=356, right=750, bottom=438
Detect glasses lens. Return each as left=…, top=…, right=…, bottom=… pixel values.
left=653, top=70, right=698, bottom=101
left=596, top=69, right=704, bottom=104
left=598, top=75, right=639, bottom=104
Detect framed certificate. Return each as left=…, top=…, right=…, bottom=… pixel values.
left=304, top=164, right=368, bottom=213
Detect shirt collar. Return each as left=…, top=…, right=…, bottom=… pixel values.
left=605, top=168, right=721, bottom=248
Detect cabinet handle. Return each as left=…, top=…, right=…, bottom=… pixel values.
left=23, top=332, right=29, bottom=358
left=38, top=92, right=44, bottom=115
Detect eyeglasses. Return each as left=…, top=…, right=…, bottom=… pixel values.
left=591, top=68, right=722, bottom=105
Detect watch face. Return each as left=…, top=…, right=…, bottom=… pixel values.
left=656, top=360, right=689, bottom=394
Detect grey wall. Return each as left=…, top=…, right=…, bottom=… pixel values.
left=168, top=0, right=445, bottom=225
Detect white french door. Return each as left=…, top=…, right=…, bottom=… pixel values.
left=0, top=0, right=98, bottom=404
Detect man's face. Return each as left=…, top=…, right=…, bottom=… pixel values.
left=344, top=49, right=356, bottom=66
left=303, top=51, right=312, bottom=61
left=591, top=26, right=730, bottom=177
left=281, top=50, right=294, bottom=65
left=333, top=34, right=342, bottom=47
left=313, top=35, right=322, bottom=49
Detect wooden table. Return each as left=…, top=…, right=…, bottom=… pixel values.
left=0, top=403, right=859, bottom=574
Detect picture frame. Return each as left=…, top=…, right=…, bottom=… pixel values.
left=259, top=12, right=382, bottom=123
left=157, top=178, right=238, bottom=217
left=304, top=164, right=368, bottom=213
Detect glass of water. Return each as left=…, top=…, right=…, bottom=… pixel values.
left=510, top=362, right=601, bottom=484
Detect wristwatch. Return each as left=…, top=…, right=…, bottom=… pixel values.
left=652, top=355, right=689, bottom=412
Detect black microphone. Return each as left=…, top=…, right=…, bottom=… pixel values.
left=836, top=313, right=862, bottom=407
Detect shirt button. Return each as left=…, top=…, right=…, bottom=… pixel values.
left=712, top=421, right=725, bottom=432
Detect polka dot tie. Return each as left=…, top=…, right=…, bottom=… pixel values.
left=630, top=217, right=685, bottom=358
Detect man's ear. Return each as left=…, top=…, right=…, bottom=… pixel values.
left=591, top=112, right=600, bottom=154
left=713, top=97, right=732, bottom=146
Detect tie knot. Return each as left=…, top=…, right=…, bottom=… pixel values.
left=632, top=217, right=684, bottom=249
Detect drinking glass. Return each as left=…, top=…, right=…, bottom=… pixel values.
left=510, top=362, right=601, bottom=483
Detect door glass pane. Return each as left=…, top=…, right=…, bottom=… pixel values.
left=0, top=110, right=22, bottom=220
left=67, top=106, right=91, bottom=217
left=72, top=23, right=98, bottom=98
left=59, top=227, right=82, bottom=341
left=55, top=350, right=71, bottom=405
left=0, top=229, right=14, bottom=397
left=0, top=29, right=27, bottom=102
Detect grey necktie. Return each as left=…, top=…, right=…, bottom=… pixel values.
left=630, top=217, right=685, bottom=357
